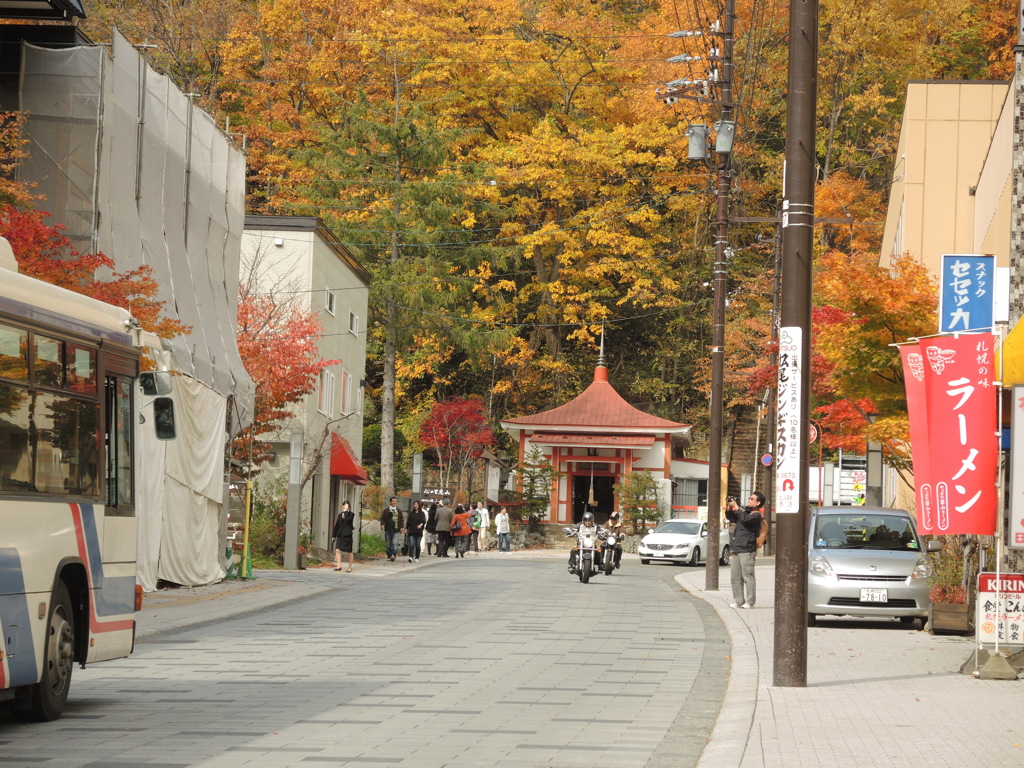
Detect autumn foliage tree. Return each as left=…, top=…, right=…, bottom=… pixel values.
left=1, top=205, right=188, bottom=340
left=418, top=397, right=494, bottom=490
left=234, top=289, right=337, bottom=464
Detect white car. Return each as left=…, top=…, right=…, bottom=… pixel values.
left=638, top=520, right=730, bottom=566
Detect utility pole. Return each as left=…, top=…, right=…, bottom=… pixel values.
left=705, top=0, right=735, bottom=592
left=661, top=0, right=737, bottom=592
left=774, top=0, right=819, bottom=687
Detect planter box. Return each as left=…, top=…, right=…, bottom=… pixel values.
left=930, top=601, right=971, bottom=635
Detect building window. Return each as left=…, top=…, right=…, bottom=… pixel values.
left=348, top=310, right=359, bottom=335
left=340, top=371, right=351, bottom=414
left=325, top=289, right=336, bottom=316
left=318, top=370, right=335, bottom=416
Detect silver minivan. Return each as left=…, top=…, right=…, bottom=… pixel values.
left=807, top=507, right=941, bottom=628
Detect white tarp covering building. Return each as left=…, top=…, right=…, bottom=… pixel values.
left=19, top=29, right=253, bottom=591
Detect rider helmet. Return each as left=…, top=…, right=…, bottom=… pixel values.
left=582, top=511, right=595, bottom=526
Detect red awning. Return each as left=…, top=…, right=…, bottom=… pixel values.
left=528, top=433, right=655, bottom=449
left=330, top=434, right=368, bottom=485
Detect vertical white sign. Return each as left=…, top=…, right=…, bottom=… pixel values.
left=1010, top=386, right=1024, bottom=549
left=775, top=326, right=803, bottom=514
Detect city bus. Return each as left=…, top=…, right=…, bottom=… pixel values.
left=0, top=239, right=174, bottom=721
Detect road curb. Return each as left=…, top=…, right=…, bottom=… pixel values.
left=675, top=573, right=760, bottom=768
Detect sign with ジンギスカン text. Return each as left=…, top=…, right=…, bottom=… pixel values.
left=774, top=326, right=802, bottom=515
left=917, top=334, right=997, bottom=535
left=976, top=572, right=1024, bottom=645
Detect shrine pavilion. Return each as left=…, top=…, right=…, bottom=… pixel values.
left=500, top=349, right=718, bottom=526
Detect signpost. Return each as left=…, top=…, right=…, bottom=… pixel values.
left=939, top=254, right=995, bottom=333
left=976, top=572, right=1024, bottom=646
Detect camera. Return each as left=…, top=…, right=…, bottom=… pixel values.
left=726, top=496, right=736, bottom=503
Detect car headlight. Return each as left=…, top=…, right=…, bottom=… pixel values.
left=911, top=555, right=933, bottom=579
left=674, top=543, right=689, bottom=550
left=809, top=554, right=834, bottom=577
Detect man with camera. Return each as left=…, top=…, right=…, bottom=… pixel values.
left=724, top=492, right=765, bottom=608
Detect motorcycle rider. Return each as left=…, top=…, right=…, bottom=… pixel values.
left=567, top=511, right=598, bottom=573
left=605, top=510, right=625, bottom=569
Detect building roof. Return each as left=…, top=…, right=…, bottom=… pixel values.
left=0, top=0, right=84, bottom=20
left=501, top=364, right=689, bottom=434
left=244, top=214, right=371, bottom=285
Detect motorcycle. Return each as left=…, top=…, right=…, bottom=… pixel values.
left=600, top=529, right=620, bottom=576
left=565, top=525, right=605, bottom=583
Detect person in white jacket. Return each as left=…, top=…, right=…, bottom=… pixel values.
left=494, top=506, right=511, bottom=552
left=475, top=501, right=491, bottom=552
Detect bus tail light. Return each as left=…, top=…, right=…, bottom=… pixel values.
left=135, top=584, right=143, bottom=612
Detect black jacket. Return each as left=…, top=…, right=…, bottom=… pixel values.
left=725, top=505, right=763, bottom=554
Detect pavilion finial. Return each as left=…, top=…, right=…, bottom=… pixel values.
left=598, top=324, right=606, bottom=368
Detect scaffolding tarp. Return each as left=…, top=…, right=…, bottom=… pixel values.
left=20, top=30, right=253, bottom=589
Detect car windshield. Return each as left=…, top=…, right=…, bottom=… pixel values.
left=813, top=514, right=920, bottom=551
left=654, top=520, right=701, bottom=536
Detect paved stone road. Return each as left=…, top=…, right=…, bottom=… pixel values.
left=0, top=557, right=729, bottom=767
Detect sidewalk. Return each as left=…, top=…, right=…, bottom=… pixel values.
left=676, top=560, right=1023, bottom=768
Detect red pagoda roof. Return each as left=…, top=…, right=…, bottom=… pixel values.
left=501, top=365, right=688, bottom=433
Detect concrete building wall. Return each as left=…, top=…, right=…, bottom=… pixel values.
left=880, top=81, right=1009, bottom=272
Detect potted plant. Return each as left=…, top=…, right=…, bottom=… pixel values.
left=927, top=536, right=974, bottom=634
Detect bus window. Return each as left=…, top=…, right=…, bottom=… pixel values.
left=0, top=322, right=28, bottom=381
left=33, top=391, right=100, bottom=495
left=66, top=344, right=97, bottom=395
left=34, top=334, right=63, bottom=388
left=105, top=375, right=133, bottom=510
left=0, top=380, right=31, bottom=491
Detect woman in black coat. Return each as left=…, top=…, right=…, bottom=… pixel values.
left=333, top=500, right=355, bottom=572
left=405, top=500, right=427, bottom=562
left=425, top=503, right=438, bottom=556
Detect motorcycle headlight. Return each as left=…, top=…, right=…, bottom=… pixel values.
left=809, top=554, right=834, bottom=577
left=911, top=555, right=933, bottom=579
left=583, top=537, right=594, bottom=547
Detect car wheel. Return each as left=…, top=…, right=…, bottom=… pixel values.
left=640, top=558, right=650, bottom=565
left=688, top=547, right=700, bottom=566
left=720, top=545, right=730, bottom=566
left=807, top=612, right=817, bottom=627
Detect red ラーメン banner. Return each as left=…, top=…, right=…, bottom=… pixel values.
left=916, top=334, right=998, bottom=535
left=900, top=344, right=933, bottom=531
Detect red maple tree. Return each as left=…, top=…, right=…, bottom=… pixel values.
left=234, top=291, right=338, bottom=463
left=419, top=397, right=494, bottom=489
left=1, top=205, right=188, bottom=339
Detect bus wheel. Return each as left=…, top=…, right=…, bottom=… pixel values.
left=23, top=582, right=75, bottom=721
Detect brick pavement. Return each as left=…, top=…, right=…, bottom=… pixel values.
left=2, top=551, right=731, bottom=768
left=676, top=559, right=1023, bottom=768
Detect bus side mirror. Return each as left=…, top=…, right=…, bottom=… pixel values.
left=153, top=397, right=176, bottom=440
left=140, top=371, right=173, bottom=396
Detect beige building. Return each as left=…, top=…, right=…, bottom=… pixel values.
left=241, top=216, right=371, bottom=556
left=880, top=80, right=1010, bottom=271
left=879, top=79, right=1013, bottom=512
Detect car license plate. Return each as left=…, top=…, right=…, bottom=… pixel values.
left=653, top=552, right=665, bottom=557
left=861, top=588, right=888, bottom=603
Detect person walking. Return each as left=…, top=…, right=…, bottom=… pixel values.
left=332, top=500, right=355, bottom=572
left=725, top=492, right=766, bottom=608
left=425, top=502, right=438, bottom=556
left=381, top=496, right=403, bottom=561
left=405, top=500, right=426, bottom=562
left=475, top=500, right=490, bottom=553
left=434, top=501, right=454, bottom=557
left=495, top=506, right=511, bottom=552
left=451, top=504, right=473, bottom=558
left=469, top=504, right=482, bottom=554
